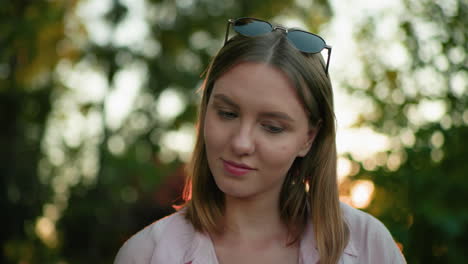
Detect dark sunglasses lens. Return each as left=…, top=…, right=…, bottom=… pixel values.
left=233, top=19, right=272, bottom=37
left=287, top=30, right=325, bottom=53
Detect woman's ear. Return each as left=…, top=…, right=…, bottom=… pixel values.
left=298, top=121, right=321, bottom=157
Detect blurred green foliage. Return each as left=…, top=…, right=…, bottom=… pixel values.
left=343, top=0, right=468, bottom=263
left=1, top=0, right=466, bottom=263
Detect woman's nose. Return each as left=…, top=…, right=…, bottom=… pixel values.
left=231, top=124, right=255, bottom=156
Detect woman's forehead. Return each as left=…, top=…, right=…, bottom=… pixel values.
left=214, top=62, right=296, bottom=97
left=211, top=62, right=308, bottom=117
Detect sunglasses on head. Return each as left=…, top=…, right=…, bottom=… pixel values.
left=224, top=17, right=332, bottom=73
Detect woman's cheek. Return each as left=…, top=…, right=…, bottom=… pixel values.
left=262, top=140, right=300, bottom=167
left=204, top=112, right=227, bottom=151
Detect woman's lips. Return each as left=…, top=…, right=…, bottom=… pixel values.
left=222, top=159, right=255, bottom=176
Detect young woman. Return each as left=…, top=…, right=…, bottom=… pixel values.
left=115, top=18, right=406, bottom=264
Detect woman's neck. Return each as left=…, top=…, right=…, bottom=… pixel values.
left=217, top=194, right=288, bottom=243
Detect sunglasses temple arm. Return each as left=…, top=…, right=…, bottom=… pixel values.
left=325, top=46, right=332, bottom=74
left=224, top=21, right=232, bottom=45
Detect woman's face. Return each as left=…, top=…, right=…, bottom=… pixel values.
left=204, top=62, right=317, bottom=202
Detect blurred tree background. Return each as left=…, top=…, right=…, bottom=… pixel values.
left=1, top=0, right=466, bottom=263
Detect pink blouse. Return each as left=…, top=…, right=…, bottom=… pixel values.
left=114, top=203, right=406, bottom=264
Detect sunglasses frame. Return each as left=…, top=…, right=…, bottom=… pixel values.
left=224, top=17, right=332, bottom=74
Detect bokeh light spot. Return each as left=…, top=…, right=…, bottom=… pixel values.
left=156, top=88, right=186, bottom=122
left=350, top=180, right=375, bottom=209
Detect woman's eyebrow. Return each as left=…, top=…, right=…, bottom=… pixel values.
left=259, top=111, right=295, bottom=122
left=213, top=93, right=295, bottom=122
left=212, top=93, right=239, bottom=109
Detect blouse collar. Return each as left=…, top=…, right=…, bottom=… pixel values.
left=183, top=220, right=358, bottom=264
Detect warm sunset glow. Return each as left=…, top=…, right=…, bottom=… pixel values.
left=350, top=180, right=375, bottom=208
left=35, top=217, right=58, bottom=248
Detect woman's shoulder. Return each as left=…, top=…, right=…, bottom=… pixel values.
left=340, top=202, right=406, bottom=263
left=114, top=209, right=193, bottom=264
left=341, top=202, right=390, bottom=236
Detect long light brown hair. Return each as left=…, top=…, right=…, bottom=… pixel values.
left=181, top=31, right=349, bottom=264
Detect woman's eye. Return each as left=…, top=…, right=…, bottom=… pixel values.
left=262, top=124, right=284, bottom=134
left=218, top=110, right=237, bottom=120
